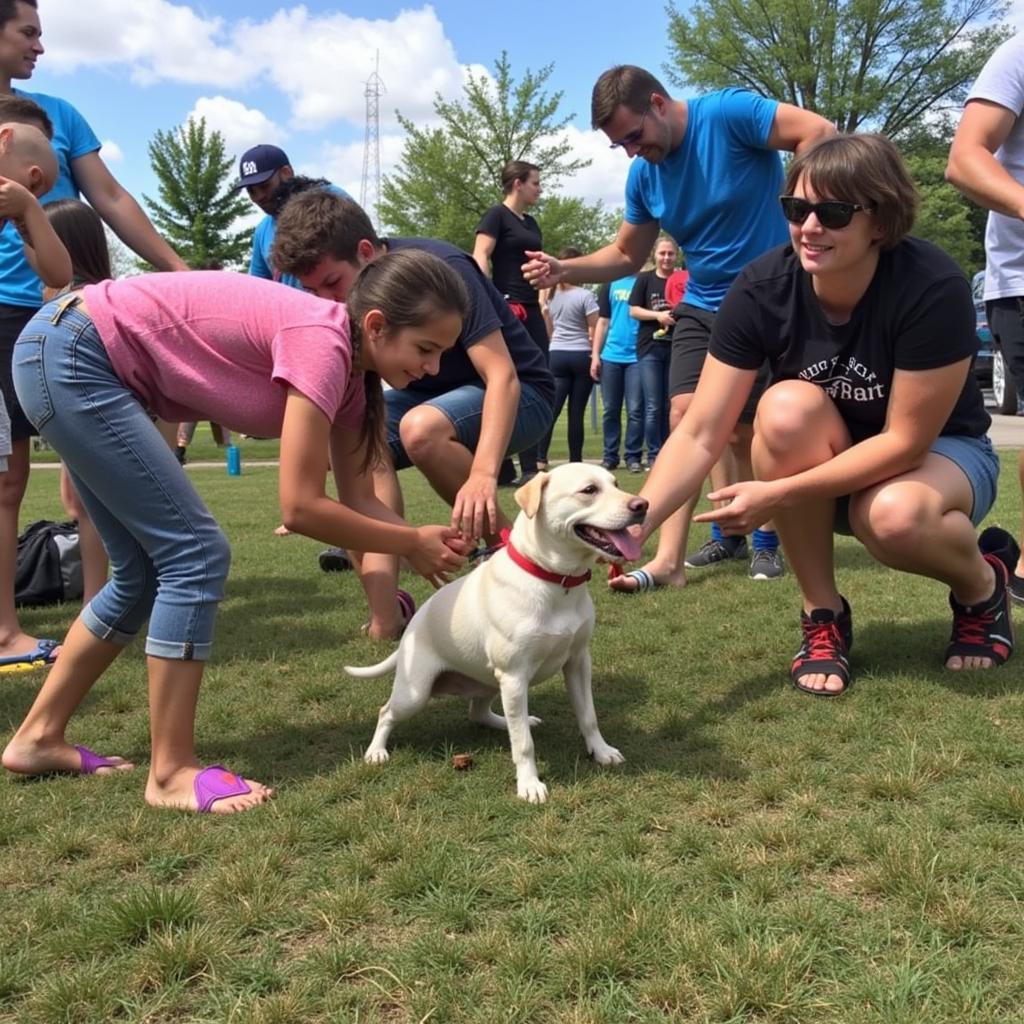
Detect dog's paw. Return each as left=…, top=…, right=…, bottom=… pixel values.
left=364, top=747, right=391, bottom=765
left=517, top=777, right=549, bottom=803
left=590, top=744, right=625, bottom=766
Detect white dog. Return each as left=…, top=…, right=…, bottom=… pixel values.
left=344, top=464, right=648, bottom=803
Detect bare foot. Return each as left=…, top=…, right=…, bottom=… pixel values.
left=144, top=766, right=274, bottom=814
left=608, top=562, right=686, bottom=594
left=793, top=672, right=848, bottom=695
left=2, top=735, right=133, bottom=776
left=273, top=524, right=290, bottom=536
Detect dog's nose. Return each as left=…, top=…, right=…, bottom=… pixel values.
left=628, top=497, right=649, bottom=516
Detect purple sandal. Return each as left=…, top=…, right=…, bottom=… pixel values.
left=74, top=744, right=124, bottom=774
left=193, top=765, right=252, bottom=813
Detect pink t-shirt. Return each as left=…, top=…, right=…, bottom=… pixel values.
left=83, top=272, right=365, bottom=438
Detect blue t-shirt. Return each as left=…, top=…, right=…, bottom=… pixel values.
left=0, top=90, right=101, bottom=307
left=249, top=183, right=352, bottom=290
left=596, top=276, right=639, bottom=364
left=624, top=88, right=788, bottom=312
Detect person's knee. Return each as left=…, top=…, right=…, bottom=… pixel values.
left=850, top=486, right=928, bottom=553
left=398, top=406, right=456, bottom=465
left=668, top=395, right=691, bottom=429
left=754, top=381, right=833, bottom=452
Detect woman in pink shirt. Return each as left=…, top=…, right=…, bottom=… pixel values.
left=1, top=251, right=469, bottom=813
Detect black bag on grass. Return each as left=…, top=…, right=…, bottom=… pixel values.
left=15, top=519, right=83, bottom=607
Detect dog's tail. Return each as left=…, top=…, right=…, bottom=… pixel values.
left=343, top=650, right=400, bottom=679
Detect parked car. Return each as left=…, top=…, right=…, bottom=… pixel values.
left=973, top=271, right=1019, bottom=415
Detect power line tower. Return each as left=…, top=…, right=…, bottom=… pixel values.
left=360, top=51, right=386, bottom=227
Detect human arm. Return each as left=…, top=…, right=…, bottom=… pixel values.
left=591, top=316, right=609, bottom=381
left=450, top=331, right=522, bottom=539
left=71, top=151, right=189, bottom=271
left=523, top=218, right=661, bottom=290
left=472, top=232, right=497, bottom=277
left=765, top=102, right=836, bottom=154
left=946, top=100, right=1024, bottom=219
left=629, top=304, right=675, bottom=328
left=0, top=180, right=71, bottom=288
left=697, top=360, right=974, bottom=535
left=278, top=389, right=465, bottom=581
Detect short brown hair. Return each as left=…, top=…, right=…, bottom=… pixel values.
left=0, top=0, right=36, bottom=29
left=500, top=160, right=539, bottom=195
left=591, top=65, right=670, bottom=130
left=272, top=192, right=380, bottom=277
left=783, top=134, right=918, bottom=250
left=0, top=93, right=51, bottom=139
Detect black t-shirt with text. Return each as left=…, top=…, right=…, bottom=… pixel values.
left=475, top=204, right=542, bottom=304
left=628, top=269, right=673, bottom=359
left=384, top=237, right=554, bottom=406
left=710, top=237, right=989, bottom=442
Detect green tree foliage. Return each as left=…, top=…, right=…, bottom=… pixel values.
left=379, top=52, right=613, bottom=252
left=903, top=122, right=988, bottom=275
left=142, top=117, right=253, bottom=270
left=664, top=0, right=1011, bottom=139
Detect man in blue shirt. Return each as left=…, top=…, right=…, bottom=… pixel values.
left=524, top=65, right=833, bottom=593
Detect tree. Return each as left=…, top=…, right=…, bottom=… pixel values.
left=142, top=117, right=252, bottom=270
left=664, top=0, right=1011, bottom=139
left=378, top=52, right=598, bottom=251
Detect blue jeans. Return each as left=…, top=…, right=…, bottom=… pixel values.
left=13, top=297, right=230, bottom=660
left=639, top=345, right=671, bottom=462
left=384, top=380, right=553, bottom=470
left=600, top=359, right=643, bottom=466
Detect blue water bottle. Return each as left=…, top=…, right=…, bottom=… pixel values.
left=226, top=444, right=241, bottom=476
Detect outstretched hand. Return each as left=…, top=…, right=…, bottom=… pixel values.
left=451, top=469, right=499, bottom=541
left=522, top=250, right=564, bottom=291
left=693, top=480, right=785, bottom=536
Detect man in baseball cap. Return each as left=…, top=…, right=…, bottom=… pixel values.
left=235, top=144, right=293, bottom=213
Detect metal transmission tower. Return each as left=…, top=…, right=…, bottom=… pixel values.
left=360, top=52, right=386, bottom=226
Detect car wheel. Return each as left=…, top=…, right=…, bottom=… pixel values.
left=993, top=348, right=1019, bottom=415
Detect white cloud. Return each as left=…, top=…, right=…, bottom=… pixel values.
left=316, top=134, right=409, bottom=215
left=41, top=1, right=486, bottom=131
left=99, top=139, right=123, bottom=163
left=186, top=97, right=284, bottom=161
left=42, top=0, right=250, bottom=87
left=555, top=125, right=631, bottom=210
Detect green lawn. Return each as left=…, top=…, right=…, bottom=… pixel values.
left=1, top=441, right=1023, bottom=1023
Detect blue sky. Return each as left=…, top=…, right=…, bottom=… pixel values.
left=29, top=0, right=687, bottom=227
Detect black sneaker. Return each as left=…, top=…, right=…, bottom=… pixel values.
left=626, top=461, right=644, bottom=473
left=791, top=597, right=854, bottom=695
left=978, top=526, right=1023, bottom=604
left=946, top=554, right=1014, bottom=666
left=685, top=536, right=748, bottom=568
left=749, top=547, right=785, bottom=580
left=600, top=459, right=619, bottom=470
left=318, top=547, right=352, bottom=572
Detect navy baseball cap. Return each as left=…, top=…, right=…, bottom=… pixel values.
left=235, top=144, right=290, bottom=189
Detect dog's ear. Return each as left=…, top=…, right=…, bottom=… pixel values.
left=514, top=472, right=549, bottom=518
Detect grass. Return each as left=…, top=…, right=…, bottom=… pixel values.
left=1, top=423, right=1023, bottom=1023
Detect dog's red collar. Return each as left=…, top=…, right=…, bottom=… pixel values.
left=499, top=528, right=592, bottom=590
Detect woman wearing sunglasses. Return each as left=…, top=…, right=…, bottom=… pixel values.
left=631, top=132, right=1013, bottom=695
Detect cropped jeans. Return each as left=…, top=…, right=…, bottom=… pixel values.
left=13, top=295, right=230, bottom=660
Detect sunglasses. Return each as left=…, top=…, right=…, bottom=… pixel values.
left=779, top=195, right=872, bottom=230
left=609, top=104, right=650, bottom=150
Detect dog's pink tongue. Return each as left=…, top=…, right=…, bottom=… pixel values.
left=606, top=528, right=643, bottom=563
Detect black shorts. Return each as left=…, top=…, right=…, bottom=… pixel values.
left=987, top=297, right=1024, bottom=400
left=668, top=303, right=767, bottom=424
left=0, top=301, right=39, bottom=441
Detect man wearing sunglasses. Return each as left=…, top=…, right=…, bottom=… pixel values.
left=947, top=32, right=1024, bottom=605
left=524, top=66, right=833, bottom=596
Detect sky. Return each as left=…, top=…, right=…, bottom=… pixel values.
left=27, top=0, right=691, bottom=231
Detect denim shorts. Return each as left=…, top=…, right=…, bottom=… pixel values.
left=384, top=380, right=554, bottom=470
left=835, top=433, right=1000, bottom=535
left=13, top=295, right=230, bottom=660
